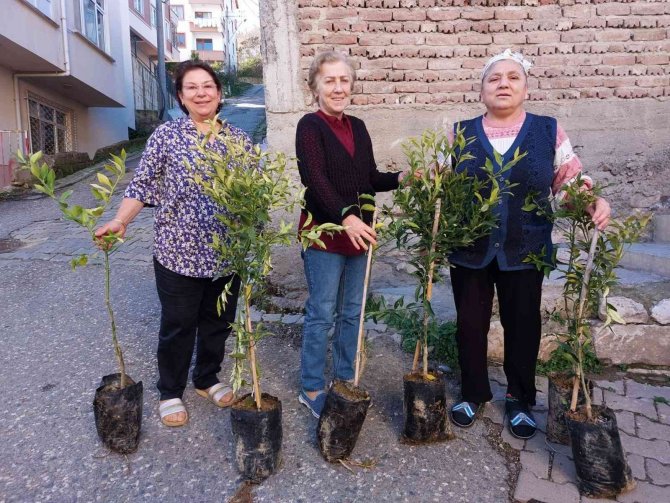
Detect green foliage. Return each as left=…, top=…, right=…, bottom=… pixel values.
left=367, top=296, right=459, bottom=371
left=379, top=127, right=522, bottom=375
left=18, top=149, right=129, bottom=386
left=524, top=176, right=650, bottom=412
left=190, top=127, right=343, bottom=397
left=237, top=56, right=263, bottom=79
left=654, top=396, right=669, bottom=405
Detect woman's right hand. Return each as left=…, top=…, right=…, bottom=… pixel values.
left=94, top=219, right=127, bottom=249
left=343, top=214, right=376, bottom=251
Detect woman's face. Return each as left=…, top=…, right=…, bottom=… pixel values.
left=178, top=68, right=222, bottom=121
left=480, top=60, right=528, bottom=115
left=315, top=61, right=352, bottom=119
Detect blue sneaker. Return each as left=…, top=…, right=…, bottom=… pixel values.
left=298, top=390, right=326, bottom=418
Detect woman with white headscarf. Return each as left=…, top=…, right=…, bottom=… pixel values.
left=448, top=49, right=611, bottom=439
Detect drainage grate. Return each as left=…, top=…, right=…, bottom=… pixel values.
left=0, top=238, right=24, bottom=253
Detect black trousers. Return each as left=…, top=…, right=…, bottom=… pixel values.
left=154, top=258, right=240, bottom=400
left=450, top=259, right=544, bottom=406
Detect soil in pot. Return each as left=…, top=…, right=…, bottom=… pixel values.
left=402, top=371, right=453, bottom=444
left=317, top=380, right=371, bottom=462
left=230, top=393, right=282, bottom=483
left=93, top=373, right=143, bottom=454
left=547, top=373, right=593, bottom=445
left=566, top=405, right=636, bottom=498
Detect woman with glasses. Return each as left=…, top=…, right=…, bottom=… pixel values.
left=96, top=60, right=250, bottom=427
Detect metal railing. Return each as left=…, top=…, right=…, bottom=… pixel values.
left=132, top=57, right=177, bottom=118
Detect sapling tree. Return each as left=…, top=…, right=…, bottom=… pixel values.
left=375, top=128, right=522, bottom=379
left=524, top=178, right=649, bottom=420
left=190, top=131, right=342, bottom=410
left=18, top=150, right=130, bottom=388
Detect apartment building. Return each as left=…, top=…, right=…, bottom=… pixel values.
left=171, top=0, right=239, bottom=72
left=0, top=0, right=178, bottom=187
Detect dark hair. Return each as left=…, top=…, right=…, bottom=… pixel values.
left=174, top=60, right=223, bottom=114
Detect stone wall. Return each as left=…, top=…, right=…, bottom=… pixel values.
left=261, top=0, right=670, bottom=215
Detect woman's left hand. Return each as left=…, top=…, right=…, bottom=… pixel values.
left=587, top=197, right=611, bottom=230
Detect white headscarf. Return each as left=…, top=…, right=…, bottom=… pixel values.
left=482, top=49, right=533, bottom=81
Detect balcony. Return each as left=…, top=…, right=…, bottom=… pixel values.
left=193, top=50, right=224, bottom=62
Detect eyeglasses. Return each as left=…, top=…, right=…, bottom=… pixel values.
left=181, top=83, right=218, bottom=95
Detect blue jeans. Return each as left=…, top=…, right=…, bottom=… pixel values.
left=301, top=248, right=367, bottom=392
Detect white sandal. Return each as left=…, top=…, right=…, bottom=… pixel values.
left=159, top=398, right=188, bottom=427
left=195, top=383, right=235, bottom=408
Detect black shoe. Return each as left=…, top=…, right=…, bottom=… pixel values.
left=505, top=395, right=537, bottom=439
left=450, top=400, right=482, bottom=428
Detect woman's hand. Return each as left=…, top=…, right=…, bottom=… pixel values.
left=94, top=219, right=127, bottom=250
left=587, top=197, right=611, bottom=230
left=399, top=169, right=422, bottom=186
left=343, top=214, right=376, bottom=251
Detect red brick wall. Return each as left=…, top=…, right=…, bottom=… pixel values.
left=296, top=0, right=670, bottom=105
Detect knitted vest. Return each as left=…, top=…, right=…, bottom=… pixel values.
left=449, top=113, right=556, bottom=271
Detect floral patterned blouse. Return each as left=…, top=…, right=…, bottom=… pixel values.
left=125, top=116, right=251, bottom=278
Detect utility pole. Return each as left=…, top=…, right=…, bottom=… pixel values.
left=156, top=0, right=168, bottom=121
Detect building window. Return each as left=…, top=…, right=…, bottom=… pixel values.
left=150, top=1, right=156, bottom=27
left=81, top=0, right=106, bottom=50
left=194, top=11, right=212, bottom=19
left=176, top=33, right=186, bottom=48
left=26, top=0, right=52, bottom=17
left=171, top=5, right=184, bottom=20
left=28, top=98, right=72, bottom=155
left=196, top=38, right=213, bottom=51
left=132, top=0, right=144, bottom=13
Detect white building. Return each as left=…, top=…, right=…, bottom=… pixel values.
left=0, top=0, right=178, bottom=187
left=171, top=0, right=239, bottom=72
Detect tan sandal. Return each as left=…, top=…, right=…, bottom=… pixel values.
left=195, top=383, right=235, bottom=408
left=159, top=398, right=188, bottom=427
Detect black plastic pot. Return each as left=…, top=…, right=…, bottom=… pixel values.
left=93, top=373, right=143, bottom=454
left=547, top=374, right=594, bottom=445
left=567, top=405, right=636, bottom=498
left=402, top=372, right=452, bottom=443
left=317, top=380, right=371, bottom=462
left=230, top=393, right=282, bottom=482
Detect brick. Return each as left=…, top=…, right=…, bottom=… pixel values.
left=324, top=7, right=358, bottom=18
left=461, top=7, right=494, bottom=20
left=494, top=7, right=528, bottom=20
left=429, top=92, right=464, bottom=104
left=514, top=469, right=580, bottom=503
left=561, top=29, right=595, bottom=43
left=358, top=34, right=393, bottom=46
left=299, top=8, right=320, bottom=19
left=362, top=81, right=395, bottom=93
left=366, top=47, right=385, bottom=58
left=614, top=410, right=636, bottom=436
left=387, top=70, right=404, bottom=80
left=637, top=16, right=659, bottom=29
left=596, top=3, right=631, bottom=16
left=606, top=17, right=625, bottom=28
left=458, top=33, right=493, bottom=44
left=392, top=8, right=426, bottom=21
left=350, top=21, right=368, bottom=31
left=620, top=431, right=670, bottom=463
left=528, top=5, right=561, bottom=19
left=520, top=449, right=550, bottom=479
left=300, top=33, right=324, bottom=44
left=562, top=4, right=593, bottom=18
left=367, top=21, right=384, bottom=31
left=526, top=31, right=561, bottom=43
left=627, top=381, right=670, bottom=401
left=356, top=69, right=388, bottom=80
left=428, top=81, right=472, bottom=92
left=604, top=390, right=658, bottom=418
left=633, top=29, right=667, bottom=41
left=324, top=33, right=358, bottom=44
left=360, top=57, right=393, bottom=68
left=632, top=3, right=666, bottom=16
left=426, top=8, right=459, bottom=21
left=614, top=87, right=650, bottom=98
left=395, top=81, right=429, bottom=93
left=647, top=458, right=670, bottom=485
left=427, top=58, right=461, bottom=70
left=360, top=9, right=392, bottom=21
left=637, top=415, right=670, bottom=440
left=392, top=58, right=427, bottom=70
left=391, top=33, right=425, bottom=44
left=602, top=54, right=636, bottom=66
left=418, top=22, right=437, bottom=32
left=384, top=22, right=403, bottom=33
left=595, top=29, right=631, bottom=42
left=402, top=21, right=422, bottom=32
left=637, top=53, right=670, bottom=65
left=425, top=33, right=459, bottom=45
left=493, top=32, right=526, bottom=44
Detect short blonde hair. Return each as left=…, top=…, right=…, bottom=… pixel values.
left=307, top=51, right=356, bottom=100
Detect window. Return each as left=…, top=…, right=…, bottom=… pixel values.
left=81, top=0, right=106, bottom=50
left=28, top=98, right=72, bottom=155
left=176, top=33, right=186, bottom=48
left=150, top=1, right=156, bottom=27
left=26, top=0, right=52, bottom=17
left=171, top=5, right=184, bottom=20
left=194, top=11, right=212, bottom=19
left=196, top=38, right=213, bottom=51
left=132, top=0, right=144, bottom=13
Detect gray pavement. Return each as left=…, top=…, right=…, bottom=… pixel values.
left=1, top=85, right=669, bottom=502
